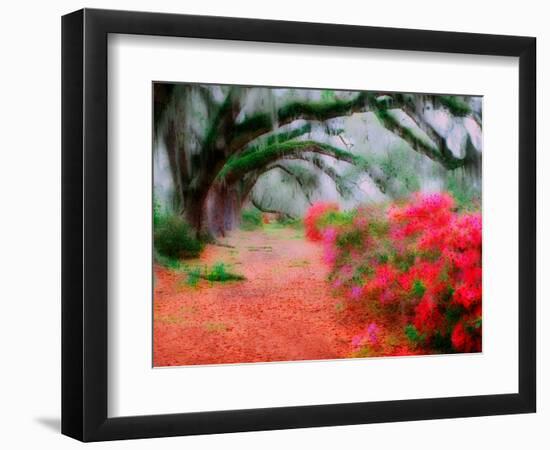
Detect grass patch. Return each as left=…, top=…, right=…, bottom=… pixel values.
left=185, top=266, right=202, bottom=287
left=264, top=223, right=286, bottom=233
left=204, top=262, right=245, bottom=282
left=176, top=263, right=245, bottom=288
left=277, top=216, right=303, bottom=229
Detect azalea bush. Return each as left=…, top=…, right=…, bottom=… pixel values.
left=304, top=202, right=340, bottom=241
left=307, top=192, right=482, bottom=355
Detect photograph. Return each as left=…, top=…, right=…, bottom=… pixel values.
left=152, top=83, right=483, bottom=367
left=0, top=0, right=543, bottom=446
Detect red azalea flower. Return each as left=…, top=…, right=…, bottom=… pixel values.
left=304, top=202, right=339, bottom=241
left=451, top=322, right=474, bottom=352
left=312, top=191, right=482, bottom=356
left=414, top=295, right=442, bottom=333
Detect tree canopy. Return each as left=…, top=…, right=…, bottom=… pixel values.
left=153, top=84, right=482, bottom=237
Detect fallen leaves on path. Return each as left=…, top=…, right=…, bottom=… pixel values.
left=153, top=227, right=364, bottom=367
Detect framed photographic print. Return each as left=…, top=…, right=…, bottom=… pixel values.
left=62, top=8, right=536, bottom=442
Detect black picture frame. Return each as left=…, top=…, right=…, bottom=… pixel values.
left=62, top=8, right=536, bottom=442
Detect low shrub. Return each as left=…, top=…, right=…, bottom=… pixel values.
left=154, top=252, right=185, bottom=270
left=317, top=209, right=356, bottom=229
left=241, top=208, right=263, bottom=231
left=204, top=262, right=245, bottom=282
left=154, top=214, right=203, bottom=260
left=320, top=192, right=481, bottom=355
left=186, top=266, right=202, bottom=287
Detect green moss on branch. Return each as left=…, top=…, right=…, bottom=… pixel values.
left=375, top=109, right=465, bottom=170
left=278, top=92, right=370, bottom=123
left=203, top=92, right=234, bottom=150
left=242, top=123, right=313, bottom=156
left=218, top=140, right=367, bottom=182
left=232, top=113, right=273, bottom=141
left=438, top=96, right=471, bottom=116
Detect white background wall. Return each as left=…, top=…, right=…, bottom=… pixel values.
left=0, top=0, right=546, bottom=448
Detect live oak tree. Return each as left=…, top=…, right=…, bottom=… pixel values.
left=154, top=84, right=481, bottom=238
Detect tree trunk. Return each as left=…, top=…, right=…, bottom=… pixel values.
left=184, top=190, right=208, bottom=239
left=205, top=184, right=242, bottom=237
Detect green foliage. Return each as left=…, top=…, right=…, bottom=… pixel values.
left=241, top=208, right=263, bottom=231
left=276, top=216, right=303, bottom=229
left=431, top=331, right=454, bottom=353
left=154, top=214, right=204, bottom=260
left=318, top=210, right=356, bottom=229
left=178, top=262, right=246, bottom=286
left=218, top=140, right=367, bottom=182
left=234, top=122, right=313, bottom=159
left=263, top=124, right=312, bottom=148
left=153, top=197, right=163, bottom=227
left=204, top=262, right=245, bottom=282
left=368, top=218, right=390, bottom=238
left=438, top=96, right=471, bottom=116
left=375, top=108, right=465, bottom=170
left=186, top=266, right=202, bottom=287
left=376, top=253, right=389, bottom=264
left=392, top=250, right=415, bottom=272
left=404, top=324, right=425, bottom=346
left=203, top=91, right=234, bottom=149
left=279, top=163, right=319, bottom=190
left=444, top=304, right=463, bottom=328
left=335, top=229, right=364, bottom=249
left=320, top=90, right=335, bottom=102
left=375, top=95, right=394, bottom=109
left=154, top=252, right=185, bottom=270
left=445, top=170, right=481, bottom=211
left=278, top=92, right=368, bottom=122
left=354, top=263, right=375, bottom=280
left=376, top=109, right=434, bottom=150
left=411, top=280, right=427, bottom=298
left=232, top=113, right=272, bottom=139
left=379, top=145, right=421, bottom=195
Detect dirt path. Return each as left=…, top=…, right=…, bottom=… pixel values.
left=153, top=225, right=360, bottom=366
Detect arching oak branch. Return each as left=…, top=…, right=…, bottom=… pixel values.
left=229, top=92, right=372, bottom=152
left=218, top=140, right=369, bottom=184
